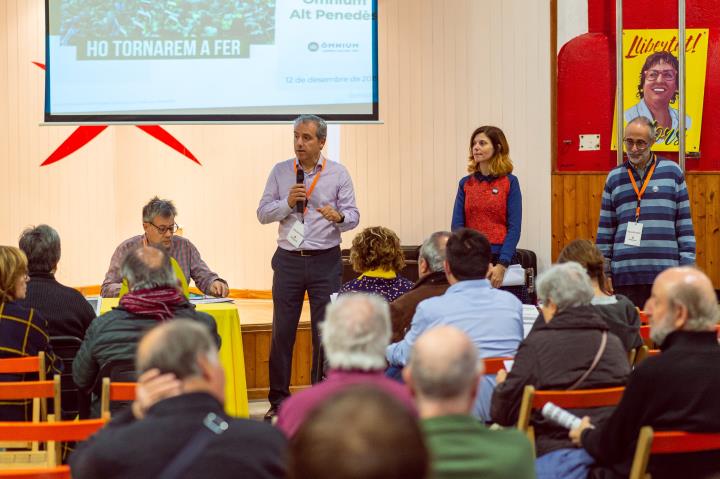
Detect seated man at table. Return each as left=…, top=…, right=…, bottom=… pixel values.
left=74, top=245, right=219, bottom=416
left=70, top=319, right=286, bottom=479
left=276, top=293, right=415, bottom=436
left=101, top=196, right=228, bottom=298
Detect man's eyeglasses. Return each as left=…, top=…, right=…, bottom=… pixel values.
left=623, top=139, right=649, bottom=151
left=146, top=222, right=179, bottom=235
left=645, top=69, right=677, bottom=81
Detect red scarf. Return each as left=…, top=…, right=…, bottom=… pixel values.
left=119, top=287, right=187, bottom=321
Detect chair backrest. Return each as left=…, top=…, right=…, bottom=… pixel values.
left=100, top=378, right=136, bottom=420
left=0, top=353, right=45, bottom=378
left=0, top=418, right=106, bottom=468
left=84, top=359, right=136, bottom=418
left=631, top=345, right=650, bottom=366
left=0, top=418, right=106, bottom=442
left=0, top=465, right=71, bottom=479
left=636, top=308, right=649, bottom=325
left=49, top=337, right=83, bottom=420
left=0, top=376, right=61, bottom=423
left=517, top=385, right=625, bottom=455
left=483, top=357, right=514, bottom=375
left=639, top=325, right=650, bottom=340
left=629, top=426, right=720, bottom=479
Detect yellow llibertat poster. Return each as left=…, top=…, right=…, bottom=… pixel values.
left=612, top=29, right=709, bottom=152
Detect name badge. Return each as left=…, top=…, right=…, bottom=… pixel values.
left=624, top=221, right=643, bottom=246
left=287, top=220, right=305, bottom=248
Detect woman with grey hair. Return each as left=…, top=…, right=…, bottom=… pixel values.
left=490, top=262, right=630, bottom=478
left=18, top=224, right=96, bottom=339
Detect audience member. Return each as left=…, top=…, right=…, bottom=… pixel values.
left=389, top=231, right=451, bottom=342
left=288, top=385, right=429, bottom=479
left=70, top=320, right=286, bottom=479
left=339, top=226, right=414, bottom=302
left=570, top=267, right=720, bottom=479
left=0, top=246, right=62, bottom=420
left=386, top=228, right=523, bottom=422
left=276, top=293, right=415, bottom=437
left=101, top=196, right=228, bottom=298
left=74, top=246, right=219, bottom=415
left=531, top=239, right=642, bottom=351
left=491, top=262, right=630, bottom=478
left=406, top=326, right=535, bottom=479
left=17, top=224, right=96, bottom=339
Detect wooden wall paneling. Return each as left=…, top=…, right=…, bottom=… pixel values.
left=575, top=176, right=590, bottom=239
left=688, top=175, right=706, bottom=269
left=562, top=175, right=577, bottom=246
left=551, top=175, right=565, bottom=259
left=243, top=321, right=312, bottom=400
left=551, top=173, right=720, bottom=288
left=699, top=175, right=720, bottom=285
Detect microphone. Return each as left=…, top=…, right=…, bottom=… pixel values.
left=296, top=167, right=305, bottom=214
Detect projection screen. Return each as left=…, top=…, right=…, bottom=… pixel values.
left=44, top=0, right=379, bottom=123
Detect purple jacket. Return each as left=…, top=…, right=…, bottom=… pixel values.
left=276, top=369, right=416, bottom=438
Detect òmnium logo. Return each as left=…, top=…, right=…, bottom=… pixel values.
left=308, top=42, right=319, bottom=52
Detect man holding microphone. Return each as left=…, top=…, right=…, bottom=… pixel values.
left=257, top=115, right=359, bottom=422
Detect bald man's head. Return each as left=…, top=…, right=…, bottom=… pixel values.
left=136, top=319, right=218, bottom=379
left=121, top=245, right=177, bottom=291
left=647, top=267, right=719, bottom=344
left=407, top=326, right=482, bottom=401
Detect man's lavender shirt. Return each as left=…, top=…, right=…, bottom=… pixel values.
left=101, top=235, right=221, bottom=298
left=257, top=155, right=359, bottom=250
left=276, top=369, right=417, bottom=438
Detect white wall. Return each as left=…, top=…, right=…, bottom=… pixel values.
left=0, top=0, right=552, bottom=289
left=558, top=0, right=589, bottom=52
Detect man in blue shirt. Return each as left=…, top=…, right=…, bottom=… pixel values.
left=386, top=228, right=523, bottom=421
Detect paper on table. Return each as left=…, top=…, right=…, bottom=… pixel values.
left=190, top=297, right=234, bottom=305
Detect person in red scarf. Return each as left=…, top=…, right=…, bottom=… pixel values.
left=73, top=245, right=219, bottom=417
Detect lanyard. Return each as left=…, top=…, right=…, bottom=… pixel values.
left=294, top=157, right=327, bottom=215
left=626, top=155, right=657, bottom=221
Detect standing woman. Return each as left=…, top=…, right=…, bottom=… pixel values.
left=451, top=126, right=524, bottom=301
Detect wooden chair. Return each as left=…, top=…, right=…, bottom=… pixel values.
left=0, top=466, right=71, bottom=479
left=483, top=357, right=514, bottom=375
left=0, top=377, right=62, bottom=467
left=0, top=354, right=47, bottom=421
left=629, top=426, right=720, bottom=479
left=630, top=345, right=650, bottom=366
left=517, top=385, right=625, bottom=456
left=0, top=418, right=106, bottom=468
left=636, top=308, right=649, bottom=325
left=49, top=336, right=83, bottom=420
left=100, top=378, right=136, bottom=420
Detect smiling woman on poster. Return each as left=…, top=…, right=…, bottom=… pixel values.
left=624, top=51, right=691, bottom=140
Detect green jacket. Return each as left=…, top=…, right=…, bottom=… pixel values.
left=423, top=414, right=535, bottom=479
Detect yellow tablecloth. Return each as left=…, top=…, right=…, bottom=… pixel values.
left=99, top=299, right=249, bottom=418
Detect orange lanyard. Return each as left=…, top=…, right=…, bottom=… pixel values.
left=626, top=155, right=657, bottom=221
left=294, top=157, right=327, bottom=215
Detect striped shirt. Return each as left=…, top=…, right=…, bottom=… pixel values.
left=596, top=156, right=695, bottom=287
